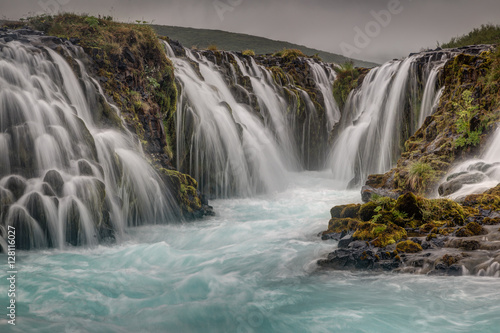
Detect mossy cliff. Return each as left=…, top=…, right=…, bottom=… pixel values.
left=320, top=43, right=500, bottom=274
left=362, top=46, right=500, bottom=199
left=7, top=14, right=210, bottom=218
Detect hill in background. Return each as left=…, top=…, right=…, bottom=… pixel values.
left=152, top=24, right=378, bottom=68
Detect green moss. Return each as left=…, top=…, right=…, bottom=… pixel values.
left=242, top=49, right=255, bottom=56
left=359, top=201, right=377, bottom=221
left=353, top=222, right=407, bottom=248
left=332, top=61, right=361, bottom=109
left=340, top=204, right=361, bottom=218
left=324, top=218, right=360, bottom=234
left=160, top=168, right=201, bottom=216
left=396, top=240, right=423, bottom=253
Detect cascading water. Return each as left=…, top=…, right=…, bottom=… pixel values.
left=0, top=39, right=178, bottom=250
left=438, top=127, right=500, bottom=199
left=327, top=51, right=450, bottom=188
left=165, top=41, right=340, bottom=197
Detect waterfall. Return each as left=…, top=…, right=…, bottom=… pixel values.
left=438, top=127, right=500, bottom=199
left=0, top=40, right=178, bottom=250
left=327, top=51, right=450, bottom=188
left=165, top=41, right=339, bottom=197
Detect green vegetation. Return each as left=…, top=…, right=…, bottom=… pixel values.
left=441, top=24, right=500, bottom=48
left=272, top=48, right=306, bottom=62
left=207, top=44, right=218, bottom=51
left=242, top=49, right=255, bottom=56
left=322, top=190, right=493, bottom=248
left=407, top=161, right=435, bottom=193
left=151, top=24, right=378, bottom=67
left=332, top=61, right=361, bottom=109
left=453, top=90, right=481, bottom=147
left=18, top=13, right=177, bottom=157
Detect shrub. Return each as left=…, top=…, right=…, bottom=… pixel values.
left=242, top=49, right=255, bottom=56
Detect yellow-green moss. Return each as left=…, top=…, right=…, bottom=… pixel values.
left=396, top=240, right=423, bottom=253
left=323, top=218, right=360, bottom=234
left=353, top=222, right=407, bottom=248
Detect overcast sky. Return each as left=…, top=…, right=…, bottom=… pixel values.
left=1, top=0, right=499, bottom=63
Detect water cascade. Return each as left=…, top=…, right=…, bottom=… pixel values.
left=327, top=51, right=451, bottom=188
left=165, top=41, right=340, bottom=197
left=0, top=39, right=178, bottom=250
left=438, top=127, right=500, bottom=199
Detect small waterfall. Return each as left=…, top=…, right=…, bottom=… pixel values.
left=327, top=51, right=450, bottom=188
left=305, top=59, right=341, bottom=130
left=438, top=128, right=500, bottom=199
left=165, top=41, right=340, bottom=197
left=0, top=40, right=178, bottom=250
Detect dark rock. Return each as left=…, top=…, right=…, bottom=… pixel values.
left=438, top=172, right=486, bottom=196
left=122, top=47, right=135, bottom=63
left=78, top=160, right=94, bottom=176
left=338, top=234, right=354, bottom=248
left=43, top=170, right=65, bottom=197
left=4, top=175, right=26, bottom=200
left=361, top=185, right=400, bottom=203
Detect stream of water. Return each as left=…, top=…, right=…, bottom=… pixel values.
left=2, top=171, right=499, bottom=333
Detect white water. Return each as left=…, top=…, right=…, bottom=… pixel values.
left=169, top=45, right=291, bottom=197
left=2, top=172, right=500, bottom=332
left=167, top=42, right=341, bottom=196
left=0, top=40, right=178, bottom=250
left=328, top=53, right=449, bottom=188
left=441, top=128, right=500, bottom=199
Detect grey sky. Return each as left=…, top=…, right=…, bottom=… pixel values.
left=1, top=0, right=499, bottom=63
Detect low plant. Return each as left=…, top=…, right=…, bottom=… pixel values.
left=453, top=90, right=481, bottom=147
left=407, top=161, right=435, bottom=192
left=242, top=49, right=255, bottom=56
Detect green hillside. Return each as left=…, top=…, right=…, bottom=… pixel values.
left=441, top=23, right=500, bottom=48
left=152, top=24, right=378, bottom=68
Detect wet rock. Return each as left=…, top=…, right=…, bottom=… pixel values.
left=361, top=185, right=400, bottom=203
left=438, top=172, right=486, bottom=196
left=338, top=234, right=353, bottom=248
left=43, top=170, right=65, bottom=197
left=78, top=160, right=94, bottom=176
left=394, top=192, right=423, bottom=220
left=4, top=175, right=26, bottom=200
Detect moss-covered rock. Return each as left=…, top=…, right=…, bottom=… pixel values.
left=359, top=201, right=377, bottom=221
left=396, top=240, right=423, bottom=253
left=340, top=204, right=361, bottom=218
left=394, top=192, right=423, bottom=220
left=160, top=168, right=212, bottom=220
left=456, top=221, right=486, bottom=237
left=353, top=222, right=407, bottom=248
left=323, top=218, right=360, bottom=235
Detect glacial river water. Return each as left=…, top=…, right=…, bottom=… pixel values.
left=1, top=171, right=500, bottom=333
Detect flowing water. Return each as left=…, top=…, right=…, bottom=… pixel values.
left=2, top=171, right=500, bottom=333
left=1, top=37, right=499, bottom=333
left=327, top=52, right=450, bottom=188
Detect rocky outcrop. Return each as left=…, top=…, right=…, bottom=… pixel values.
left=361, top=45, right=499, bottom=200
left=319, top=185, right=500, bottom=275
